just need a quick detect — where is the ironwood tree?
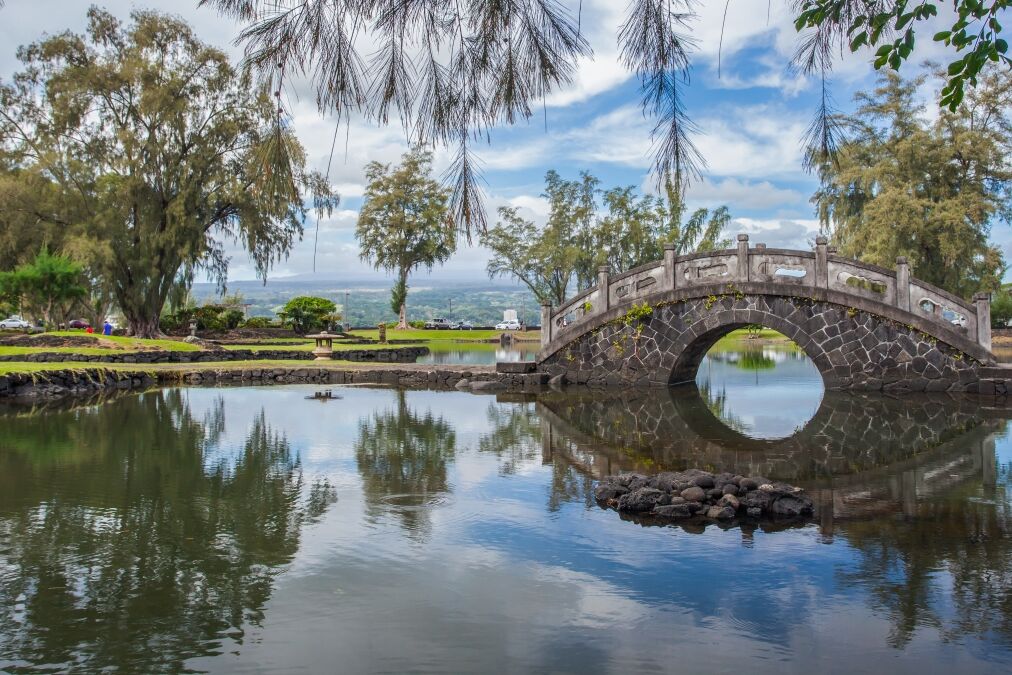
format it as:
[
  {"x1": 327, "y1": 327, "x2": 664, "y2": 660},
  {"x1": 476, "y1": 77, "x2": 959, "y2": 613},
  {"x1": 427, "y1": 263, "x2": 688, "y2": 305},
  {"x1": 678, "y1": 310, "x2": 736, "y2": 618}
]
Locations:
[
  {"x1": 0, "y1": 8, "x2": 335, "y2": 337},
  {"x1": 813, "y1": 67, "x2": 1012, "y2": 297},
  {"x1": 356, "y1": 148, "x2": 455, "y2": 329},
  {"x1": 481, "y1": 170, "x2": 730, "y2": 306}
]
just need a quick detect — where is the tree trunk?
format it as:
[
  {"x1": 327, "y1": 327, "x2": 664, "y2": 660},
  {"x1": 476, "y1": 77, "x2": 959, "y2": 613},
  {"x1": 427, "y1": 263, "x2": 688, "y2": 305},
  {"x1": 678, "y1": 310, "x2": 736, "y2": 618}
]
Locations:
[
  {"x1": 397, "y1": 301, "x2": 408, "y2": 330},
  {"x1": 128, "y1": 315, "x2": 162, "y2": 339},
  {"x1": 116, "y1": 276, "x2": 171, "y2": 339}
]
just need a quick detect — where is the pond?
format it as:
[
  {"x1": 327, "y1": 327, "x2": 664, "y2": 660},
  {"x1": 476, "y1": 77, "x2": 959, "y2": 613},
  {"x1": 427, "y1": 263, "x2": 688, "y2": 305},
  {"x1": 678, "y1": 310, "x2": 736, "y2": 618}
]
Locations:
[
  {"x1": 696, "y1": 335, "x2": 824, "y2": 439},
  {"x1": 414, "y1": 340, "x2": 537, "y2": 365},
  {"x1": 1, "y1": 340, "x2": 1010, "y2": 673}
]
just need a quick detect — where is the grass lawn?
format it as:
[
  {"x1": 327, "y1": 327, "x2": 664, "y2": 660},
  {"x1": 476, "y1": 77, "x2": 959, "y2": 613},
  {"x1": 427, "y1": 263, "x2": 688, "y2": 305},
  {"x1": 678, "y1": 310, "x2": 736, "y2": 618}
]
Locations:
[
  {"x1": 0, "y1": 358, "x2": 492, "y2": 376},
  {"x1": 220, "y1": 341, "x2": 426, "y2": 352},
  {"x1": 221, "y1": 342, "x2": 313, "y2": 352},
  {"x1": 37, "y1": 331, "x2": 200, "y2": 351},
  {"x1": 716, "y1": 328, "x2": 789, "y2": 342},
  {"x1": 348, "y1": 328, "x2": 540, "y2": 342},
  {"x1": 0, "y1": 345, "x2": 138, "y2": 356},
  {"x1": 221, "y1": 337, "x2": 316, "y2": 344},
  {"x1": 708, "y1": 328, "x2": 799, "y2": 355}
]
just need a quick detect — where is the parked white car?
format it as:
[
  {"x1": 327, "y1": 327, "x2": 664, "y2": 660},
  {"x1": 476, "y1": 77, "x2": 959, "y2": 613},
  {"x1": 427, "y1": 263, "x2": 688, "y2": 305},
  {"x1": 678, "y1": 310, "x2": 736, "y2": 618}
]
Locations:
[
  {"x1": 496, "y1": 320, "x2": 522, "y2": 331},
  {"x1": 0, "y1": 316, "x2": 31, "y2": 330}
]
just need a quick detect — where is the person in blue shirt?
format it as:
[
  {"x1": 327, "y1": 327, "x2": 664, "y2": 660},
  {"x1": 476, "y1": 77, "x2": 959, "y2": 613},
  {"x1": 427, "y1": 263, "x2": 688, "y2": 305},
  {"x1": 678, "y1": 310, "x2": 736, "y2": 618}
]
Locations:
[{"x1": 103, "y1": 321, "x2": 112, "y2": 336}]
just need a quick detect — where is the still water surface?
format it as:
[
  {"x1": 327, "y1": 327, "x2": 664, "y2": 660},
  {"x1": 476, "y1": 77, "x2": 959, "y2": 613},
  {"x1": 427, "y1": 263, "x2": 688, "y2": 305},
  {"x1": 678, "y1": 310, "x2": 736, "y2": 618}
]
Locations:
[
  {"x1": 1, "y1": 341, "x2": 1010, "y2": 673},
  {"x1": 415, "y1": 341, "x2": 537, "y2": 365}
]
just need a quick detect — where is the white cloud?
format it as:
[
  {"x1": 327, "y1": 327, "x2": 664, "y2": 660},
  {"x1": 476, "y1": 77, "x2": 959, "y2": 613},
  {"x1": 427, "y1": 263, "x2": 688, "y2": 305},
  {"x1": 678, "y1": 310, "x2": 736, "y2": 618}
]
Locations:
[
  {"x1": 696, "y1": 104, "x2": 810, "y2": 180},
  {"x1": 732, "y1": 217, "x2": 821, "y2": 250},
  {"x1": 522, "y1": 101, "x2": 814, "y2": 182},
  {"x1": 506, "y1": 195, "x2": 551, "y2": 223},
  {"x1": 543, "y1": 0, "x2": 633, "y2": 107},
  {"x1": 687, "y1": 177, "x2": 805, "y2": 211},
  {"x1": 471, "y1": 138, "x2": 553, "y2": 172},
  {"x1": 333, "y1": 182, "x2": 366, "y2": 199}
]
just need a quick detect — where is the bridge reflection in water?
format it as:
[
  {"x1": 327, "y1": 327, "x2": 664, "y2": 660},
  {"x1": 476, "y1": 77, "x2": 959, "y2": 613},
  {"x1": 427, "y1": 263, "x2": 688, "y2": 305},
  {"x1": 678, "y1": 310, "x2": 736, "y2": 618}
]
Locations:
[
  {"x1": 534, "y1": 386, "x2": 1006, "y2": 534},
  {"x1": 1, "y1": 385, "x2": 1009, "y2": 670}
]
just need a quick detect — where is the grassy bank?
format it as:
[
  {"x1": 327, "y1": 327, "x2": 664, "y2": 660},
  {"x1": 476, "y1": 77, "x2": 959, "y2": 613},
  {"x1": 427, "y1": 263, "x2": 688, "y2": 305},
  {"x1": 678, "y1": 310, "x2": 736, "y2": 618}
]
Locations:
[
  {"x1": 711, "y1": 328, "x2": 792, "y2": 347},
  {"x1": 348, "y1": 328, "x2": 539, "y2": 342},
  {"x1": 219, "y1": 341, "x2": 426, "y2": 352},
  {"x1": 0, "y1": 358, "x2": 493, "y2": 376},
  {"x1": 0, "y1": 331, "x2": 202, "y2": 353}
]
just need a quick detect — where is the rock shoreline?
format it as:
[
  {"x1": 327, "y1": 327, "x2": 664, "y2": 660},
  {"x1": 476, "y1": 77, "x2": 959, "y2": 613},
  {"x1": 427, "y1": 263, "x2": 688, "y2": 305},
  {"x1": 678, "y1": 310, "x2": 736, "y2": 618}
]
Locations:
[
  {"x1": 0, "y1": 345, "x2": 428, "y2": 364},
  {"x1": 0, "y1": 365, "x2": 548, "y2": 399},
  {"x1": 595, "y1": 470, "x2": 815, "y2": 522}
]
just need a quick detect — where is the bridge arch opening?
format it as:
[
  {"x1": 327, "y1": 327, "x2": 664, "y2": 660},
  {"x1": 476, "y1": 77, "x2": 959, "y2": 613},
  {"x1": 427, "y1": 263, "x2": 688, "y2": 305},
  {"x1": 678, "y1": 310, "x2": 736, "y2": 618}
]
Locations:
[{"x1": 677, "y1": 322, "x2": 825, "y2": 440}]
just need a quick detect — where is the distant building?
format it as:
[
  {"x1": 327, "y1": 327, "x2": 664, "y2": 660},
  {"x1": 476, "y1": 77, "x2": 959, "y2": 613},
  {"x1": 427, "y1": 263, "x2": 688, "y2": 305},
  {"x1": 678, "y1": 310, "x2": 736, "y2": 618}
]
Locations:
[{"x1": 503, "y1": 309, "x2": 518, "y2": 323}]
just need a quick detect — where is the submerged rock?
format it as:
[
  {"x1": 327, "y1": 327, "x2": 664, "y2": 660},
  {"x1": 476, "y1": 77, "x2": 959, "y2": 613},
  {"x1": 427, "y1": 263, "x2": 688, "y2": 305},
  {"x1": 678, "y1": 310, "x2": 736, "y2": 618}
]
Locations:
[
  {"x1": 593, "y1": 483, "x2": 629, "y2": 502},
  {"x1": 595, "y1": 470, "x2": 814, "y2": 526},
  {"x1": 770, "y1": 493, "x2": 814, "y2": 517},
  {"x1": 654, "y1": 503, "x2": 693, "y2": 519}
]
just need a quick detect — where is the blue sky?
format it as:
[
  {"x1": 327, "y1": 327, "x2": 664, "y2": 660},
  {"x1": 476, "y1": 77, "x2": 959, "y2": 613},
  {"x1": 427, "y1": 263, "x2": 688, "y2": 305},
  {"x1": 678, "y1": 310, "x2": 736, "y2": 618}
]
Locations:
[{"x1": 2, "y1": 1, "x2": 1003, "y2": 285}]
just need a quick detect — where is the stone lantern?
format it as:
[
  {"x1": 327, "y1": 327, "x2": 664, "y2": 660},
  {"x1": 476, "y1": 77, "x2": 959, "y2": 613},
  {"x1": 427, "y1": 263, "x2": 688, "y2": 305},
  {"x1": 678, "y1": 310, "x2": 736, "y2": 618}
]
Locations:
[{"x1": 306, "y1": 330, "x2": 334, "y2": 361}]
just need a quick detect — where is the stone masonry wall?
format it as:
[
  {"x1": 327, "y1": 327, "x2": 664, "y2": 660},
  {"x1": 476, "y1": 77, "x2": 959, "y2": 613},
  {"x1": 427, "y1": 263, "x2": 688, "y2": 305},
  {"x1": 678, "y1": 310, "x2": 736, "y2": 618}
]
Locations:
[
  {"x1": 0, "y1": 365, "x2": 547, "y2": 399},
  {"x1": 0, "y1": 346, "x2": 428, "y2": 364},
  {"x1": 540, "y1": 294, "x2": 983, "y2": 393}
]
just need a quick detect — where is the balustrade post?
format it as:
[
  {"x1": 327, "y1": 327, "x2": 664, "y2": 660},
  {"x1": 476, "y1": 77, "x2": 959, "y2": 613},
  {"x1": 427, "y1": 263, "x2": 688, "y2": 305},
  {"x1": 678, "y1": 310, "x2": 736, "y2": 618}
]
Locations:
[
  {"x1": 895, "y1": 256, "x2": 910, "y2": 312},
  {"x1": 815, "y1": 236, "x2": 829, "y2": 289},
  {"x1": 597, "y1": 265, "x2": 611, "y2": 312},
  {"x1": 663, "y1": 243, "x2": 677, "y2": 291},
  {"x1": 540, "y1": 303, "x2": 552, "y2": 348},
  {"x1": 736, "y1": 234, "x2": 749, "y2": 282},
  {"x1": 974, "y1": 292, "x2": 992, "y2": 351}
]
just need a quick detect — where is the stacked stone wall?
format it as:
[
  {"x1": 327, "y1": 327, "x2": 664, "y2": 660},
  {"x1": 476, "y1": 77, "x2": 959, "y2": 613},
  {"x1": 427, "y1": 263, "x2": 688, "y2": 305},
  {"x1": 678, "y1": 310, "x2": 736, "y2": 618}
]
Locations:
[{"x1": 540, "y1": 294, "x2": 983, "y2": 393}]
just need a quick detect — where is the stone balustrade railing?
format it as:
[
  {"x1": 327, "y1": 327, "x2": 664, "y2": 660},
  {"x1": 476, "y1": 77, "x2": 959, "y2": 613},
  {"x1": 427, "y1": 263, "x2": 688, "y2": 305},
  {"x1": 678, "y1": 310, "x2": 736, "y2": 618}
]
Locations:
[{"x1": 540, "y1": 234, "x2": 992, "y2": 353}]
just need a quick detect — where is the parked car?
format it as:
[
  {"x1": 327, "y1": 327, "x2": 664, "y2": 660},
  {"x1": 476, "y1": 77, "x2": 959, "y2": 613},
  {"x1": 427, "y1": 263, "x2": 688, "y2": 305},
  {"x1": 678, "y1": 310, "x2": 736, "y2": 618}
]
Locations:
[
  {"x1": 0, "y1": 316, "x2": 30, "y2": 330},
  {"x1": 455, "y1": 321, "x2": 473, "y2": 330},
  {"x1": 69, "y1": 318, "x2": 91, "y2": 329},
  {"x1": 496, "y1": 320, "x2": 522, "y2": 331},
  {"x1": 424, "y1": 317, "x2": 454, "y2": 329}
]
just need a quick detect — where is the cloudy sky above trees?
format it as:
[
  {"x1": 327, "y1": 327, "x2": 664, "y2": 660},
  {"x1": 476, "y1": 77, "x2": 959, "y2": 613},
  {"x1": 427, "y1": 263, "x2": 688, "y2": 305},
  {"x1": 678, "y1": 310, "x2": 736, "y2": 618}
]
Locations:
[{"x1": 2, "y1": 1, "x2": 995, "y2": 284}]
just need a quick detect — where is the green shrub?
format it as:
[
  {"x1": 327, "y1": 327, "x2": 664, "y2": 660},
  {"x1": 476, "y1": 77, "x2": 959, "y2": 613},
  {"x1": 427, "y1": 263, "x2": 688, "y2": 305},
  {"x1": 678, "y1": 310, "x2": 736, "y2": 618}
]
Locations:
[
  {"x1": 991, "y1": 291, "x2": 1012, "y2": 328},
  {"x1": 221, "y1": 308, "x2": 244, "y2": 330},
  {"x1": 278, "y1": 296, "x2": 338, "y2": 334},
  {"x1": 159, "y1": 313, "x2": 181, "y2": 332},
  {"x1": 242, "y1": 316, "x2": 272, "y2": 329},
  {"x1": 192, "y1": 305, "x2": 226, "y2": 331}
]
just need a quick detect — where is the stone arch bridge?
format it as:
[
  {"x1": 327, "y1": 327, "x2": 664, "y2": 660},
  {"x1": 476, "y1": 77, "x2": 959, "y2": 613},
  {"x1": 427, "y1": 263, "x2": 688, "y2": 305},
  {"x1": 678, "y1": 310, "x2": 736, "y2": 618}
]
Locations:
[{"x1": 534, "y1": 235, "x2": 1003, "y2": 394}]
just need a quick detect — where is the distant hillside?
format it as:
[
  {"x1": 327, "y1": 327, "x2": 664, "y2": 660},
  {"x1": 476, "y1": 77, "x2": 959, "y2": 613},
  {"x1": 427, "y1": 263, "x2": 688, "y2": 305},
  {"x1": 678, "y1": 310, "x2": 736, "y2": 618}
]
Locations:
[{"x1": 192, "y1": 280, "x2": 541, "y2": 326}]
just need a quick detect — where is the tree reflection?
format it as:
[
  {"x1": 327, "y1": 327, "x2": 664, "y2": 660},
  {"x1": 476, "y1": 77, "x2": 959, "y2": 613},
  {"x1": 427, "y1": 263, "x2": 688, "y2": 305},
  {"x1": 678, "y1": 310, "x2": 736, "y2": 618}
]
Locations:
[
  {"x1": 0, "y1": 391, "x2": 334, "y2": 673},
  {"x1": 697, "y1": 382, "x2": 748, "y2": 434},
  {"x1": 546, "y1": 459, "x2": 596, "y2": 512},
  {"x1": 706, "y1": 346, "x2": 776, "y2": 371},
  {"x1": 837, "y1": 455, "x2": 1012, "y2": 649},
  {"x1": 353, "y1": 390, "x2": 456, "y2": 539},
  {"x1": 476, "y1": 401, "x2": 541, "y2": 475}
]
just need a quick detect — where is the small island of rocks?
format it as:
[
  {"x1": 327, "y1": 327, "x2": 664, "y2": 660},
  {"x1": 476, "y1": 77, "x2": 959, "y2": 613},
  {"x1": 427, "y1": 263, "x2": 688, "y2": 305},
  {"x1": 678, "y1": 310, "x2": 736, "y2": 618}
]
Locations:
[{"x1": 594, "y1": 469, "x2": 815, "y2": 522}]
